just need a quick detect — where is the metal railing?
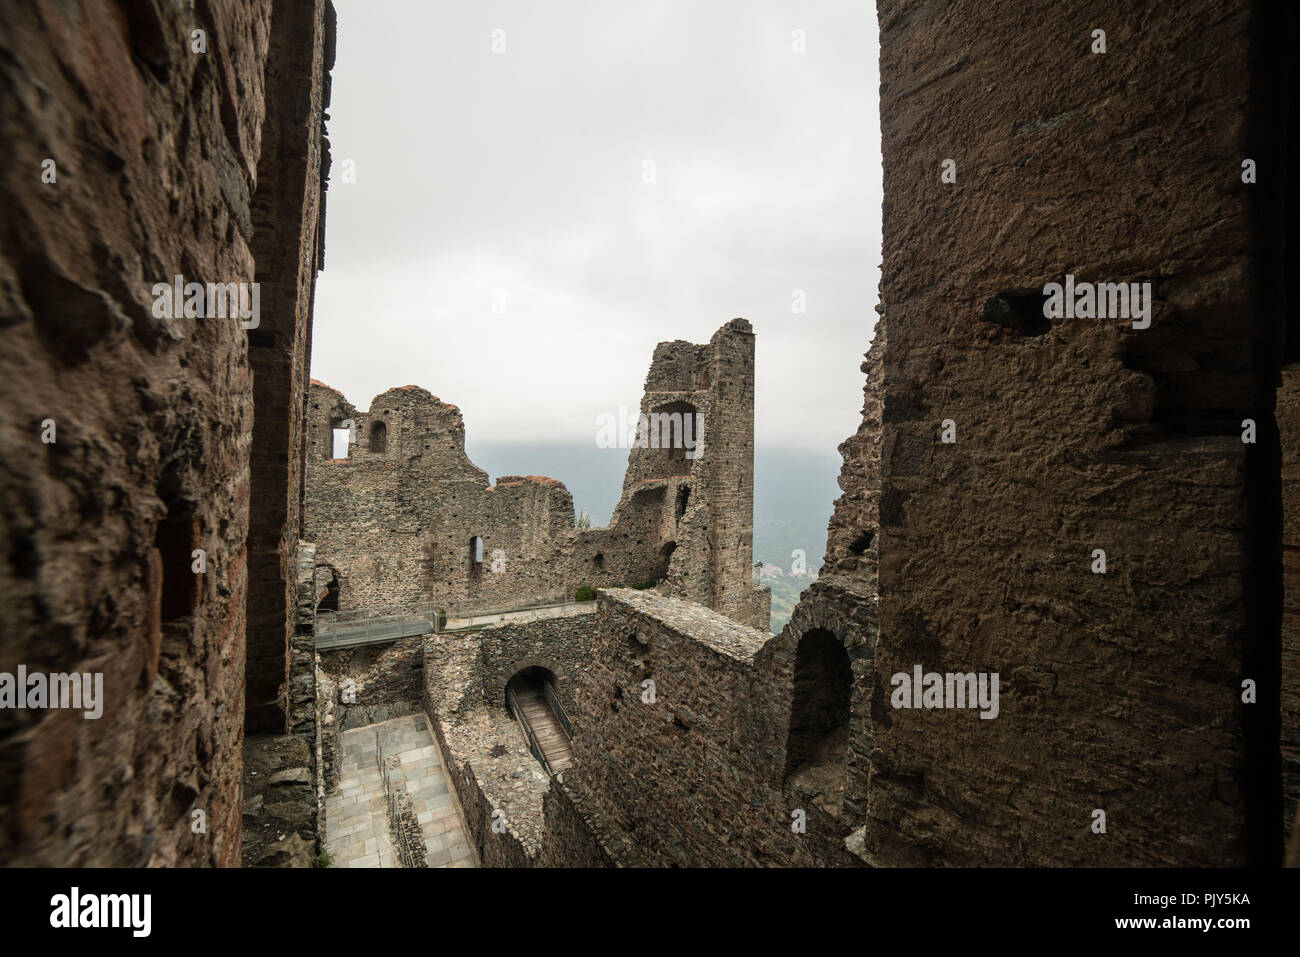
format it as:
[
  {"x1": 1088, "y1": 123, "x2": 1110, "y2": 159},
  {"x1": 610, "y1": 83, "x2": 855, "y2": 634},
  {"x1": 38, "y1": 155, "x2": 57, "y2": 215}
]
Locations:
[
  {"x1": 543, "y1": 680, "x2": 573, "y2": 740},
  {"x1": 315, "y1": 603, "x2": 441, "y2": 648},
  {"x1": 314, "y1": 591, "x2": 594, "y2": 647},
  {"x1": 439, "y1": 589, "x2": 569, "y2": 621},
  {"x1": 506, "y1": 685, "x2": 552, "y2": 776}
]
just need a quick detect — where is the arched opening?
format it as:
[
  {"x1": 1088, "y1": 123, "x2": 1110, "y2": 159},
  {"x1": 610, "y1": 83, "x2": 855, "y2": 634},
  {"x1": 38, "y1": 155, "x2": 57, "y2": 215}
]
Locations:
[
  {"x1": 784, "y1": 629, "x2": 852, "y2": 811},
  {"x1": 315, "y1": 565, "x2": 340, "y2": 612},
  {"x1": 645, "y1": 401, "x2": 699, "y2": 476},
  {"x1": 505, "y1": 666, "x2": 572, "y2": 774},
  {"x1": 370, "y1": 420, "x2": 387, "y2": 453},
  {"x1": 593, "y1": 551, "x2": 605, "y2": 570},
  {"x1": 647, "y1": 540, "x2": 677, "y2": 583}
]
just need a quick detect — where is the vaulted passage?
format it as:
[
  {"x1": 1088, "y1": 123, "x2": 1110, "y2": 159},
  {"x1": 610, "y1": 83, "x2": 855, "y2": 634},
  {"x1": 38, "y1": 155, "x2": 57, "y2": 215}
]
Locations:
[
  {"x1": 784, "y1": 629, "x2": 851, "y2": 809},
  {"x1": 505, "y1": 667, "x2": 572, "y2": 774}
]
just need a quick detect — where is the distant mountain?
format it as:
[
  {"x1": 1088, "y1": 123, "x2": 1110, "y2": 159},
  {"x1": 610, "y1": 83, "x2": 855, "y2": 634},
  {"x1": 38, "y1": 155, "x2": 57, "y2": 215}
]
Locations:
[{"x1": 464, "y1": 440, "x2": 844, "y2": 632}]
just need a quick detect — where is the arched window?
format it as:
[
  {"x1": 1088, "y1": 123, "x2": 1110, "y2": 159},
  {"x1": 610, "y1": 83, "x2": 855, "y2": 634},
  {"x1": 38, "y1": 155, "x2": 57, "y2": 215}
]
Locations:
[{"x1": 370, "y1": 420, "x2": 387, "y2": 453}]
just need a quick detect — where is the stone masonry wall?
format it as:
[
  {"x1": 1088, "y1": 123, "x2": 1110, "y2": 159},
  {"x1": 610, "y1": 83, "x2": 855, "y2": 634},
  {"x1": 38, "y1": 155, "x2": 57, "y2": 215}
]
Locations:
[
  {"x1": 563, "y1": 591, "x2": 857, "y2": 866},
  {"x1": 0, "y1": 0, "x2": 331, "y2": 866},
  {"x1": 819, "y1": 0, "x2": 1281, "y2": 866},
  {"x1": 245, "y1": 0, "x2": 334, "y2": 734}
]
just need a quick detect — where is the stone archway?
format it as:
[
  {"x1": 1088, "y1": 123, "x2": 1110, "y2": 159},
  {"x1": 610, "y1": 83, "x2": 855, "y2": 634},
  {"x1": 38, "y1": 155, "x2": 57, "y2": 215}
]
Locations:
[{"x1": 783, "y1": 628, "x2": 852, "y2": 797}]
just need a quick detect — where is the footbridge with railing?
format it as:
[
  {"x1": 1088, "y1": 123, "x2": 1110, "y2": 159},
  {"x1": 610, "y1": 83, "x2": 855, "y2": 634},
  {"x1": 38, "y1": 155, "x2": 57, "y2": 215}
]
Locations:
[{"x1": 314, "y1": 594, "x2": 596, "y2": 650}]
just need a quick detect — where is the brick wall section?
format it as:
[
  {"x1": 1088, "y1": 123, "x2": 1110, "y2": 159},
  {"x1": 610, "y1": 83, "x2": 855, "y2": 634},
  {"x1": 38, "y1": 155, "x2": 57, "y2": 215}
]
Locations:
[
  {"x1": 304, "y1": 320, "x2": 769, "y2": 629},
  {"x1": 846, "y1": 0, "x2": 1271, "y2": 866},
  {"x1": 245, "y1": 0, "x2": 334, "y2": 733}
]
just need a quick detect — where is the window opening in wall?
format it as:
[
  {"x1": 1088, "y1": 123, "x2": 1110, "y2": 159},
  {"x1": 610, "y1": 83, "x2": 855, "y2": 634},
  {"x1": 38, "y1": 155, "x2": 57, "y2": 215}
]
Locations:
[
  {"x1": 332, "y1": 428, "x2": 350, "y2": 458},
  {"x1": 155, "y1": 514, "x2": 201, "y2": 622},
  {"x1": 783, "y1": 628, "x2": 852, "y2": 814},
  {"x1": 370, "y1": 420, "x2": 387, "y2": 453}
]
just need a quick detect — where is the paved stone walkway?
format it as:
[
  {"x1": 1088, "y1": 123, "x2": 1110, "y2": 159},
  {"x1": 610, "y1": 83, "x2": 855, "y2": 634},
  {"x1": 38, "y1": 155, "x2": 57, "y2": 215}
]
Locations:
[{"x1": 324, "y1": 714, "x2": 475, "y2": 868}]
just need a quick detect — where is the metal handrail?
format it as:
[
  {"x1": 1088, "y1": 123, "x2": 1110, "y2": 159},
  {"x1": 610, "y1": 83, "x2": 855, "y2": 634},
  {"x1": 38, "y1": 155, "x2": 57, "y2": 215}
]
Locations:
[
  {"x1": 543, "y1": 680, "x2": 573, "y2": 740},
  {"x1": 506, "y1": 685, "x2": 552, "y2": 776}
]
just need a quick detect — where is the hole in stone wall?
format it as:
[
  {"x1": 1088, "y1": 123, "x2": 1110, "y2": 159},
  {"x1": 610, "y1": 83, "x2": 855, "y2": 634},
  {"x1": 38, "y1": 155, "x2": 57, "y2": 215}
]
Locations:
[
  {"x1": 849, "y1": 530, "x2": 874, "y2": 555},
  {"x1": 676, "y1": 485, "x2": 690, "y2": 521},
  {"x1": 370, "y1": 420, "x2": 387, "y2": 453},
  {"x1": 647, "y1": 540, "x2": 677, "y2": 582},
  {"x1": 155, "y1": 514, "x2": 201, "y2": 622},
  {"x1": 981, "y1": 291, "x2": 1051, "y2": 337},
  {"x1": 315, "y1": 565, "x2": 340, "y2": 612},
  {"x1": 469, "y1": 536, "x2": 483, "y2": 579},
  {"x1": 593, "y1": 552, "x2": 605, "y2": 570},
  {"x1": 645, "y1": 401, "x2": 699, "y2": 476},
  {"x1": 331, "y1": 428, "x2": 350, "y2": 458},
  {"x1": 783, "y1": 629, "x2": 851, "y2": 792}
]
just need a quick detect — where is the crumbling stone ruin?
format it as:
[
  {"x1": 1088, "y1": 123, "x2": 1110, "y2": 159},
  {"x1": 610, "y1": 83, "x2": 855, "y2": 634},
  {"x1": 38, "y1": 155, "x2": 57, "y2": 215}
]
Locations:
[
  {"x1": 303, "y1": 319, "x2": 770, "y2": 631},
  {"x1": 2, "y1": 0, "x2": 1299, "y2": 874}
]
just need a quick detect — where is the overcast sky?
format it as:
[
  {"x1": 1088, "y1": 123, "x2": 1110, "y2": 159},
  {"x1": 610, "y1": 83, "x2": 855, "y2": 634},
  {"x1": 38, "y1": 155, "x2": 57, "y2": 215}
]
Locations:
[{"x1": 312, "y1": 0, "x2": 880, "y2": 455}]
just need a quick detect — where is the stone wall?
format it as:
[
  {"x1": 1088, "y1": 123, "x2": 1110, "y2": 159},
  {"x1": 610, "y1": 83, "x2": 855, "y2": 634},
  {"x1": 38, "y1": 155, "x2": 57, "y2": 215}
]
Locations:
[
  {"x1": 785, "y1": 0, "x2": 1291, "y2": 867},
  {"x1": 244, "y1": 0, "x2": 334, "y2": 734},
  {"x1": 0, "y1": 0, "x2": 332, "y2": 866},
  {"x1": 303, "y1": 320, "x2": 769, "y2": 630},
  {"x1": 318, "y1": 635, "x2": 426, "y2": 787},
  {"x1": 563, "y1": 591, "x2": 857, "y2": 867}
]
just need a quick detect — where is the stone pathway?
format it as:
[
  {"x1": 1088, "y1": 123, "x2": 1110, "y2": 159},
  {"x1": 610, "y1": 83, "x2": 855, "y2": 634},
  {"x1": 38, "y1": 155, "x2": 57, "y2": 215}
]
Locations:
[{"x1": 324, "y1": 714, "x2": 475, "y2": 868}]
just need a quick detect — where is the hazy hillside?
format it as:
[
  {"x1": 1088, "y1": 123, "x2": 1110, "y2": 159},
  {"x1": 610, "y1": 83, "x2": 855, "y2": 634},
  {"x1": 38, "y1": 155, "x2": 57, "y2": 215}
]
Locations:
[{"x1": 466, "y1": 440, "x2": 843, "y2": 633}]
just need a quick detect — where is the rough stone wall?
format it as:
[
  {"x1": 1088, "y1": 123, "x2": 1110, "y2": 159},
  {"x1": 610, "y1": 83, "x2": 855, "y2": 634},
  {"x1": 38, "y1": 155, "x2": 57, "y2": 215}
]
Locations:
[
  {"x1": 0, "y1": 0, "x2": 331, "y2": 866},
  {"x1": 477, "y1": 613, "x2": 599, "y2": 713},
  {"x1": 303, "y1": 320, "x2": 769, "y2": 629},
  {"x1": 563, "y1": 591, "x2": 856, "y2": 866},
  {"x1": 290, "y1": 541, "x2": 320, "y2": 742},
  {"x1": 804, "y1": 0, "x2": 1282, "y2": 867},
  {"x1": 320, "y1": 637, "x2": 426, "y2": 727},
  {"x1": 241, "y1": 733, "x2": 316, "y2": 868}
]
